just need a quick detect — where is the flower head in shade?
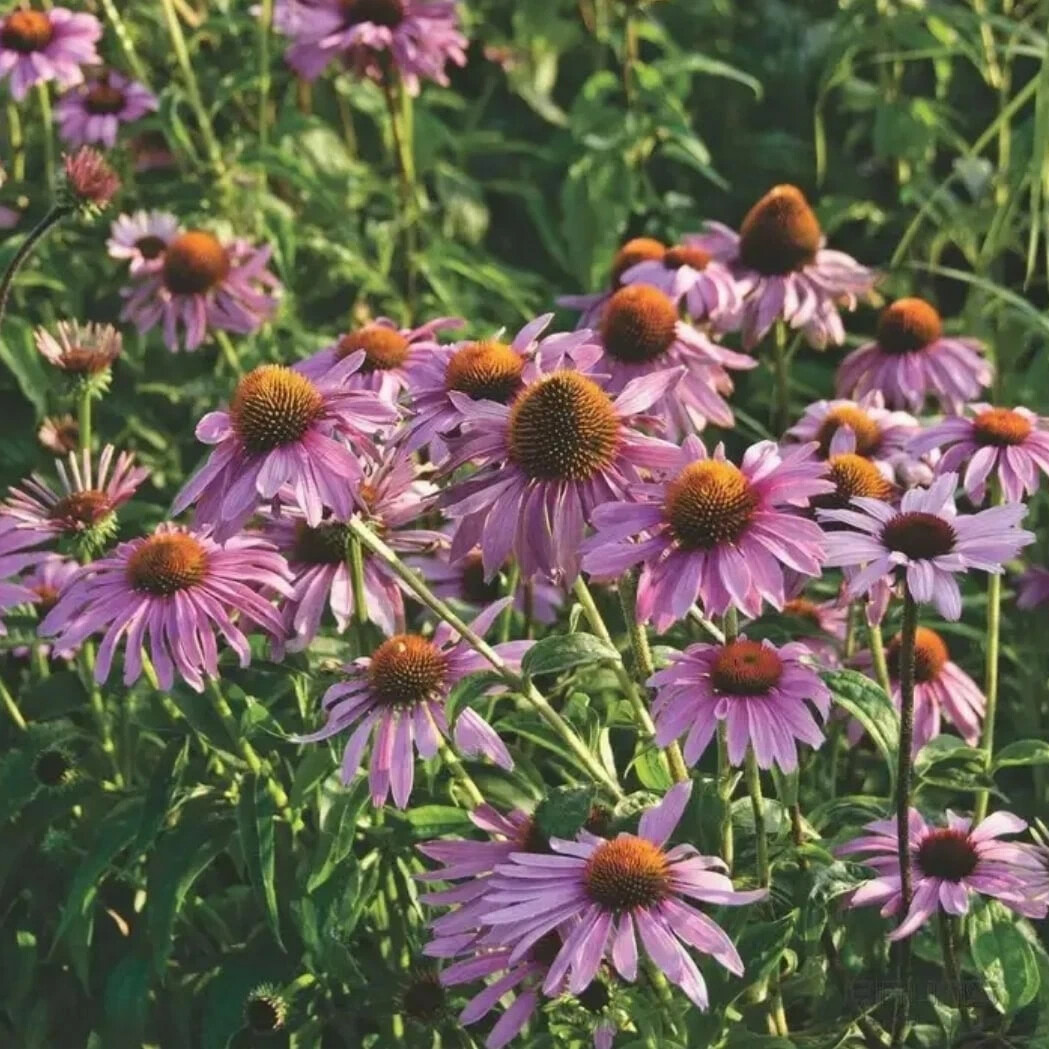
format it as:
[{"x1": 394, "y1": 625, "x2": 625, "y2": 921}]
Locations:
[
  {"x1": 558, "y1": 236, "x2": 668, "y2": 329},
  {"x1": 35, "y1": 320, "x2": 121, "y2": 379},
  {"x1": 60, "y1": 147, "x2": 120, "y2": 212},
  {"x1": 129, "y1": 130, "x2": 175, "y2": 172},
  {"x1": 1018, "y1": 565, "x2": 1049, "y2": 610},
  {"x1": 263, "y1": 448, "x2": 441, "y2": 649},
  {"x1": 694, "y1": 184, "x2": 876, "y2": 349},
  {"x1": 909, "y1": 404, "x2": 1049, "y2": 505},
  {"x1": 17, "y1": 555, "x2": 78, "y2": 658},
  {"x1": 293, "y1": 601, "x2": 526, "y2": 808},
  {"x1": 779, "y1": 590, "x2": 848, "y2": 666},
  {"x1": 835, "y1": 298, "x2": 991, "y2": 412},
  {"x1": 619, "y1": 240, "x2": 742, "y2": 330},
  {"x1": 37, "y1": 415, "x2": 79, "y2": 457},
  {"x1": 120, "y1": 228, "x2": 280, "y2": 351},
  {"x1": 400, "y1": 313, "x2": 591, "y2": 457},
  {"x1": 819, "y1": 472, "x2": 1034, "y2": 620},
  {"x1": 39, "y1": 524, "x2": 293, "y2": 691},
  {"x1": 837, "y1": 810, "x2": 1047, "y2": 940},
  {"x1": 2, "y1": 445, "x2": 147, "y2": 553},
  {"x1": 851, "y1": 626, "x2": 984, "y2": 753},
  {"x1": 581, "y1": 436, "x2": 831, "y2": 627},
  {"x1": 173, "y1": 357, "x2": 398, "y2": 541},
  {"x1": 0, "y1": 521, "x2": 52, "y2": 636},
  {"x1": 0, "y1": 7, "x2": 101, "y2": 100},
  {"x1": 55, "y1": 70, "x2": 156, "y2": 148},
  {"x1": 273, "y1": 0, "x2": 467, "y2": 93},
  {"x1": 107, "y1": 210, "x2": 179, "y2": 274},
  {"x1": 479, "y1": 782, "x2": 765, "y2": 1009},
  {"x1": 296, "y1": 315, "x2": 461, "y2": 401},
  {"x1": 441, "y1": 361, "x2": 681, "y2": 582},
  {"x1": 588, "y1": 284, "x2": 757, "y2": 435},
  {"x1": 787, "y1": 392, "x2": 918, "y2": 465},
  {"x1": 649, "y1": 638, "x2": 830, "y2": 772}
]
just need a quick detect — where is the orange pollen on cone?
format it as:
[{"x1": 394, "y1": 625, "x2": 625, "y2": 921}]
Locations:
[
  {"x1": 876, "y1": 298, "x2": 943, "y2": 355},
  {"x1": 710, "y1": 639, "x2": 784, "y2": 694},
  {"x1": 126, "y1": 533, "x2": 208, "y2": 595},
  {"x1": 583, "y1": 835, "x2": 670, "y2": 911}
]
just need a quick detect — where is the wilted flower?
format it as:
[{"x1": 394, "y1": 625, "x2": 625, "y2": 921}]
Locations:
[
  {"x1": 37, "y1": 415, "x2": 80, "y2": 456},
  {"x1": 35, "y1": 320, "x2": 121, "y2": 380},
  {"x1": 55, "y1": 70, "x2": 156, "y2": 148},
  {"x1": 0, "y1": 6, "x2": 101, "y2": 101}
]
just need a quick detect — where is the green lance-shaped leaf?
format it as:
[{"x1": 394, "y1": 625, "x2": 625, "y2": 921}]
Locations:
[
  {"x1": 821, "y1": 669, "x2": 899, "y2": 785},
  {"x1": 236, "y1": 772, "x2": 284, "y2": 950},
  {"x1": 521, "y1": 631, "x2": 618, "y2": 678}
]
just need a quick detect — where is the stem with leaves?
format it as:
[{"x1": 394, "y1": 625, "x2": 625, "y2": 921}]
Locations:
[{"x1": 0, "y1": 204, "x2": 72, "y2": 331}]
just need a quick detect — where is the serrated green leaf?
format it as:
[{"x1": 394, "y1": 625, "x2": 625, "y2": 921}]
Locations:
[
  {"x1": 822, "y1": 669, "x2": 899, "y2": 785},
  {"x1": 130, "y1": 737, "x2": 189, "y2": 857},
  {"x1": 521, "y1": 632, "x2": 618, "y2": 678}
]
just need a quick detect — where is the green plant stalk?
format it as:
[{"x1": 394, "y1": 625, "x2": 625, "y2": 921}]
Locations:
[
  {"x1": 98, "y1": 0, "x2": 153, "y2": 90},
  {"x1": 78, "y1": 386, "x2": 92, "y2": 455},
  {"x1": 214, "y1": 329, "x2": 243, "y2": 377},
  {"x1": 6, "y1": 101, "x2": 24, "y2": 181},
  {"x1": 866, "y1": 619, "x2": 893, "y2": 700},
  {"x1": 939, "y1": 912, "x2": 967, "y2": 1023},
  {"x1": 82, "y1": 642, "x2": 122, "y2": 785},
  {"x1": 347, "y1": 517, "x2": 623, "y2": 796},
  {"x1": 717, "y1": 608, "x2": 739, "y2": 869},
  {"x1": 348, "y1": 534, "x2": 369, "y2": 626},
  {"x1": 381, "y1": 70, "x2": 418, "y2": 312},
  {"x1": 745, "y1": 747, "x2": 770, "y2": 888},
  {"x1": 974, "y1": 493, "x2": 1004, "y2": 823},
  {"x1": 257, "y1": 0, "x2": 274, "y2": 150},
  {"x1": 0, "y1": 204, "x2": 72, "y2": 331},
  {"x1": 37, "y1": 84, "x2": 54, "y2": 190},
  {"x1": 616, "y1": 569, "x2": 689, "y2": 782},
  {"x1": 771, "y1": 321, "x2": 791, "y2": 436},
  {"x1": 498, "y1": 562, "x2": 520, "y2": 644},
  {"x1": 0, "y1": 676, "x2": 26, "y2": 731},
  {"x1": 438, "y1": 738, "x2": 485, "y2": 808},
  {"x1": 891, "y1": 589, "x2": 918, "y2": 1048}
]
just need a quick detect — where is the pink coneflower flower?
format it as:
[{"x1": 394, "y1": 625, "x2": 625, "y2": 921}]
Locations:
[
  {"x1": 35, "y1": 320, "x2": 121, "y2": 376},
  {"x1": 129, "y1": 130, "x2": 176, "y2": 172},
  {"x1": 400, "y1": 313, "x2": 592, "y2": 457},
  {"x1": 55, "y1": 70, "x2": 156, "y2": 148},
  {"x1": 17, "y1": 555, "x2": 78, "y2": 658},
  {"x1": 851, "y1": 626, "x2": 984, "y2": 752},
  {"x1": 909, "y1": 404, "x2": 1049, "y2": 504},
  {"x1": 787, "y1": 392, "x2": 918, "y2": 465},
  {"x1": 0, "y1": 7, "x2": 101, "y2": 101},
  {"x1": 120, "y1": 228, "x2": 280, "y2": 351},
  {"x1": 442, "y1": 362, "x2": 681, "y2": 581},
  {"x1": 296, "y1": 315, "x2": 461, "y2": 400},
  {"x1": 835, "y1": 298, "x2": 991, "y2": 412},
  {"x1": 619, "y1": 239, "x2": 741, "y2": 328},
  {"x1": 837, "y1": 809, "x2": 1047, "y2": 940},
  {"x1": 780, "y1": 590, "x2": 848, "y2": 666},
  {"x1": 694, "y1": 184, "x2": 876, "y2": 349},
  {"x1": 37, "y1": 415, "x2": 79, "y2": 456},
  {"x1": 819, "y1": 472, "x2": 1034, "y2": 620},
  {"x1": 479, "y1": 782, "x2": 765, "y2": 1008},
  {"x1": 1018, "y1": 565, "x2": 1049, "y2": 610},
  {"x1": 61, "y1": 146, "x2": 119, "y2": 210},
  {"x1": 558, "y1": 237, "x2": 668, "y2": 329},
  {"x1": 293, "y1": 601, "x2": 524, "y2": 807},
  {"x1": 39, "y1": 524, "x2": 293, "y2": 691},
  {"x1": 2, "y1": 446, "x2": 147, "y2": 546},
  {"x1": 107, "y1": 210, "x2": 179, "y2": 274},
  {"x1": 581, "y1": 436, "x2": 831, "y2": 627},
  {"x1": 587, "y1": 284, "x2": 757, "y2": 435},
  {"x1": 263, "y1": 448, "x2": 441, "y2": 648},
  {"x1": 273, "y1": 0, "x2": 467, "y2": 94},
  {"x1": 649, "y1": 638, "x2": 830, "y2": 772},
  {"x1": 173, "y1": 357, "x2": 398, "y2": 541},
  {"x1": 0, "y1": 521, "x2": 52, "y2": 636}
]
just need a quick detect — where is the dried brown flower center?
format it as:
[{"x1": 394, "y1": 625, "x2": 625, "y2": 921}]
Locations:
[
  {"x1": 783, "y1": 597, "x2": 822, "y2": 626},
  {"x1": 881, "y1": 511, "x2": 956, "y2": 560},
  {"x1": 337, "y1": 326, "x2": 411, "y2": 372},
  {"x1": 663, "y1": 245, "x2": 711, "y2": 271},
  {"x1": 162, "y1": 231, "x2": 231, "y2": 296},
  {"x1": 888, "y1": 626, "x2": 949, "y2": 684},
  {"x1": 135, "y1": 235, "x2": 168, "y2": 260},
  {"x1": 577, "y1": 979, "x2": 611, "y2": 1013},
  {"x1": 609, "y1": 237, "x2": 666, "y2": 287},
  {"x1": 584, "y1": 836, "x2": 669, "y2": 911},
  {"x1": 665, "y1": 460, "x2": 757, "y2": 549},
  {"x1": 738, "y1": 184, "x2": 822, "y2": 276},
  {"x1": 711, "y1": 639, "x2": 784, "y2": 694},
  {"x1": 230, "y1": 365, "x2": 324, "y2": 454},
  {"x1": 972, "y1": 408, "x2": 1032, "y2": 447},
  {"x1": 401, "y1": 974, "x2": 445, "y2": 1021},
  {"x1": 508, "y1": 372, "x2": 620, "y2": 482},
  {"x1": 816, "y1": 405, "x2": 881, "y2": 457},
  {"x1": 341, "y1": 0, "x2": 405, "y2": 27},
  {"x1": 1, "y1": 11, "x2": 53, "y2": 53},
  {"x1": 916, "y1": 829, "x2": 978, "y2": 882},
  {"x1": 126, "y1": 533, "x2": 208, "y2": 595},
  {"x1": 876, "y1": 298, "x2": 943, "y2": 355},
  {"x1": 445, "y1": 340, "x2": 524, "y2": 403},
  {"x1": 292, "y1": 521, "x2": 349, "y2": 564},
  {"x1": 815, "y1": 453, "x2": 894, "y2": 509},
  {"x1": 244, "y1": 995, "x2": 285, "y2": 1035},
  {"x1": 85, "y1": 80, "x2": 126, "y2": 116},
  {"x1": 34, "y1": 748, "x2": 72, "y2": 786},
  {"x1": 48, "y1": 489, "x2": 112, "y2": 530},
  {"x1": 600, "y1": 285, "x2": 679, "y2": 364},
  {"x1": 32, "y1": 584, "x2": 60, "y2": 613},
  {"x1": 368, "y1": 634, "x2": 448, "y2": 707}
]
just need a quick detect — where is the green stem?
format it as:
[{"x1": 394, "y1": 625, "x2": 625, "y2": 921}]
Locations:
[
  {"x1": 37, "y1": 84, "x2": 54, "y2": 190},
  {"x1": 82, "y1": 641, "x2": 122, "y2": 785},
  {"x1": 622, "y1": 12, "x2": 639, "y2": 106},
  {"x1": 771, "y1": 320, "x2": 791, "y2": 436},
  {"x1": 438, "y1": 738, "x2": 485, "y2": 808},
  {"x1": 688, "y1": 605, "x2": 725, "y2": 643},
  {"x1": 348, "y1": 534, "x2": 369, "y2": 626},
  {"x1": 745, "y1": 747, "x2": 769, "y2": 887},
  {"x1": 347, "y1": 517, "x2": 622, "y2": 796},
  {"x1": 257, "y1": 0, "x2": 274, "y2": 151},
  {"x1": 380, "y1": 70, "x2": 417, "y2": 312},
  {"x1": 939, "y1": 912, "x2": 967, "y2": 1023},
  {"x1": 78, "y1": 387, "x2": 92, "y2": 455},
  {"x1": 98, "y1": 0, "x2": 153, "y2": 90},
  {"x1": 974, "y1": 491, "x2": 1004, "y2": 823},
  {"x1": 718, "y1": 609, "x2": 739, "y2": 870},
  {"x1": 6, "y1": 101, "x2": 24, "y2": 181},
  {"x1": 214, "y1": 329, "x2": 243, "y2": 377},
  {"x1": 498, "y1": 563, "x2": 520, "y2": 644},
  {"x1": 891, "y1": 589, "x2": 918, "y2": 1049},
  {"x1": 866, "y1": 620, "x2": 893, "y2": 701},
  {"x1": 0, "y1": 204, "x2": 71, "y2": 331},
  {"x1": 0, "y1": 676, "x2": 27, "y2": 731}
]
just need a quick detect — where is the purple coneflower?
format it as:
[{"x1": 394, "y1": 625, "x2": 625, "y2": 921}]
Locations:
[
  {"x1": 39, "y1": 524, "x2": 292, "y2": 691},
  {"x1": 293, "y1": 601, "x2": 525, "y2": 808},
  {"x1": 173, "y1": 357, "x2": 398, "y2": 541},
  {"x1": 819, "y1": 472, "x2": 1034, "y2": 620},
  {"x1": 264, "y1": 448, "x2": 441, "y2": 649},
  {"x1": 837, "y1": 809, "x2": 1047, "y2": 939},
  {"x1": 107, "y1": 210, "x2": 179, "y2": 274},
  {"x1": 587, "y1": 283, "x2": 757, "y2": 435},
  {"x1": 55, "y1": 70, "x2": 156, "y2": 148},
  {"x1": 479, "y1": 782, "x2": 765, "y2": 1008},
  {"x1": 120, "y1": 228, "x2": 280, "y2": 351},
  {"x1": 909, "y1": 403, "x2": 1049, "y2": 504},
  {"x1": 2, "y1": 446, "x2": 146, "y2": 547},
  {"x1": 296, "y1": 315, "x2": 460, "y2": 401},
  {"x1": 780, "y1": 590, "x2": 848, "y2": 666},
  {"x1": 0, "y1": 521, "x2": 51, "y2": 635},
  {"x1": 35, "y1": 320, "x2": 121, "y2": 376},
  {"x1": 787, "y1": 392, "x2": 918, "y2": 465},
  {"x1": 1018, "y1": 565, "x2": 1049, "y2": 610},
  {"x1": 649, "y1": 638, "x2": 830, "y2": 772},
  {"x1": 694, "y1": 184, "x2": 876, "y2": 349},
  {"x1": 441, "y1": 362, "x2": 681, "y2": 581},
  {"x1": 558, "y1": 237, "x2": 667, "y2": 329},
  {"x1": 0, "y1": 7, "x2": 100, "y2": 101},
  {"x1": 37, "y1": 415, "x2": 79, "y2": 456},
  {"x1": 61, "y1": 146, "x2": 120, "y2": 210},
  {"x1": 835, "y1": 298, "x2": 991, "y2": 412},
  {"x1": 273, "y1": 0, "x2": 467, "y2": 93},
  {"x1": 17, "y1": 555, "x2": 78, "y2": 658},
  {"x1": 581, "y1": 435, "x2": 831, "y2": 626}
]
